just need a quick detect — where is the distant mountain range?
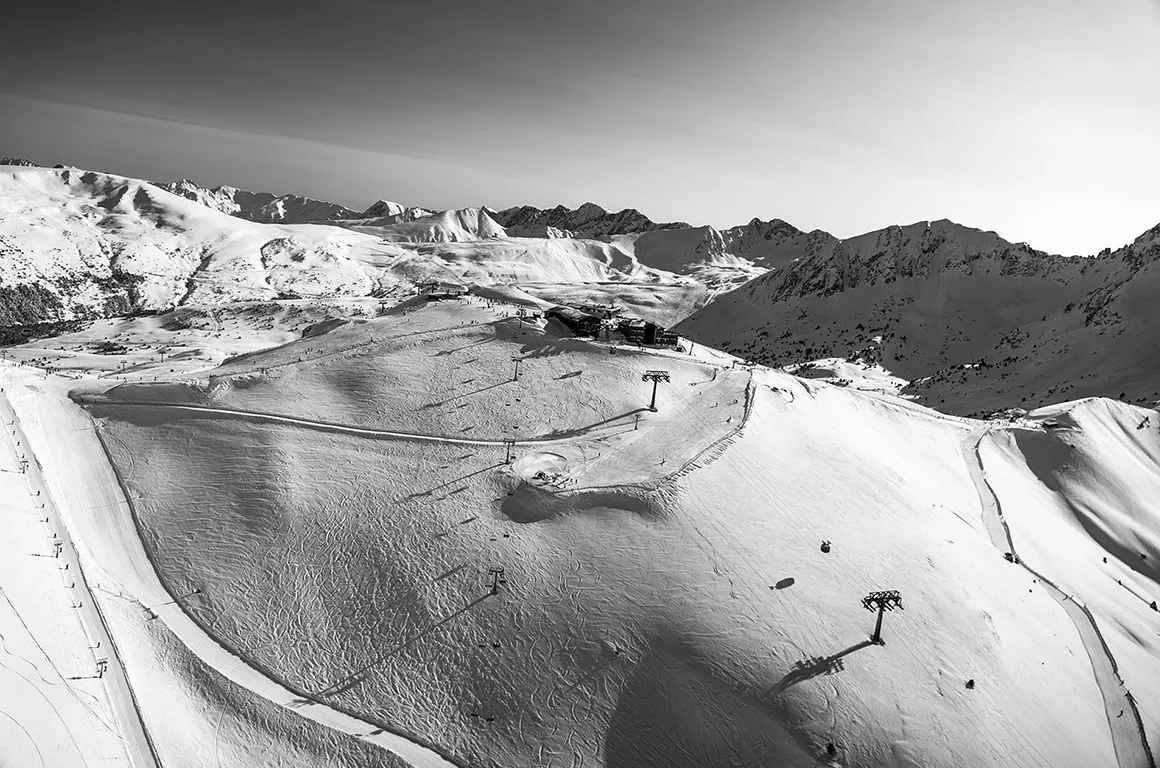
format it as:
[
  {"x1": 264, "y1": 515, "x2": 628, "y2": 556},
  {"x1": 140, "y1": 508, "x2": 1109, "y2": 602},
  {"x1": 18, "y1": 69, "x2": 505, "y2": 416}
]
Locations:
[
  {"x1": 144, "y1": 176, "x2": 830, "y2": 284},
  {"x1": 492, "y1": 202, "x2": 689, "y2": 239},
  {"x1": 2, "y1": 158, "x2": 1158, "y2": 413},
  {"x1": 159, "y1": 179, "x2": 362, "y2": 224}
]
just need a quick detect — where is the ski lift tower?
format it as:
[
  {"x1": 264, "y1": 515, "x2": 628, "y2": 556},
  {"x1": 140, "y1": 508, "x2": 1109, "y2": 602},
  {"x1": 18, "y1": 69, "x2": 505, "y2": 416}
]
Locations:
[
  {"x1": 862, "y1": 590, "x2": 903, "y2": 645},
  {"x1": 642, "y1": 370, "x2": 671, "y2": 412}
]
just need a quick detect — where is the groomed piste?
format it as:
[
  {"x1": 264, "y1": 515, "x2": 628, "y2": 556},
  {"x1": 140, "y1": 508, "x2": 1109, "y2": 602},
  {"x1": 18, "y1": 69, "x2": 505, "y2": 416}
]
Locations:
[{"x1": 3, "y1": 289, "x2": 1156, "y2": 768}]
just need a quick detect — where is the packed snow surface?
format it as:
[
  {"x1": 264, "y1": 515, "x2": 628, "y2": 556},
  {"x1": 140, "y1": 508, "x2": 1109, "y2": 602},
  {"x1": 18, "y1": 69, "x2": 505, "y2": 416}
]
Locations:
[{"x1": 1, "y1": 295, "x2": 1151, "y2": 767}]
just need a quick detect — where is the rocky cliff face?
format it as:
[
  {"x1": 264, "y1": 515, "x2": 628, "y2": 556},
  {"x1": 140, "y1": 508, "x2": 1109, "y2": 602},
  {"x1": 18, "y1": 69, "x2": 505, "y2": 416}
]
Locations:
[{"x1": 493, "y1": 202, "x2": 689, "y2": 239}]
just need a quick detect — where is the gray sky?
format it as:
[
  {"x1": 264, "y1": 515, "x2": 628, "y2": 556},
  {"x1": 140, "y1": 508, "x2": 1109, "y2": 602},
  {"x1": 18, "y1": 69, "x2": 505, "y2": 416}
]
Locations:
[{"x1": 3, "y1": 0, "x2": 1158, "y2": 254}]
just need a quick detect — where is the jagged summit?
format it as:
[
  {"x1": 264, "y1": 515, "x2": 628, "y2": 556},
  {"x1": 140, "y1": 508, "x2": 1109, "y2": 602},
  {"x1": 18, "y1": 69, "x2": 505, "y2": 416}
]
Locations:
[
  {"x1": 343, "y1": 206, "x2": 508, "y2": 243},
  {"x1": 360, "y1": 199, "x2": 408, "y2": 218},
  {"x1": 160, "y1": 178, "x2": 358, "y2": 224},
  {"x1": 738, "y1": 218, "x2": 1059, "y2": 303},
  {"x1": 493, "y1": 202, "x2": 690, "y2": 239},
  {"x1": 350, "y1": 200, "x2": 435, "y2": 226},
  {"x1": 1130, "y1": 221, "x2": 1160, "y2": 250}
]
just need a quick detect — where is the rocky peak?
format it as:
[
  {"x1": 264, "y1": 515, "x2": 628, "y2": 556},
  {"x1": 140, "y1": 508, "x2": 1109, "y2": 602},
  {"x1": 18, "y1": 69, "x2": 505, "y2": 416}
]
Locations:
[
  {"x1": 361, "y1": 199, "x2": 407, "y2": 218},
  {"x1": 737, "y1": 219, "x2": 1084, "y2": 303},
  {"x1": 492, "y1": 202, "x2": 689, "y2": 239}
]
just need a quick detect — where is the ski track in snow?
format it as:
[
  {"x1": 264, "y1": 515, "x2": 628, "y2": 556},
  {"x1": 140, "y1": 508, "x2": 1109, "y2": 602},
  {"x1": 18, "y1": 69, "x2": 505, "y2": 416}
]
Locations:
[
  {"x1": 80, "y1": 398, "x2": 615, "y2": 447},
  {"x1": 0, "y1": 392, "x2": 160, "y2": 768},
  {"x1": 81, "y1": 372, "x2": 755, "y2": 455},
  {"x1": 7, "y1": 379, "x2": 462, "y2": 768},
  {"x1": 61, "y1": 370, "x2": 758, "y2": 765},
  {"x1": 967, "y1": 428, "x2": 1156, "y2": 768},
  {"x1": 15, "y1": 337, "x2": 1146, "y2": 766}
]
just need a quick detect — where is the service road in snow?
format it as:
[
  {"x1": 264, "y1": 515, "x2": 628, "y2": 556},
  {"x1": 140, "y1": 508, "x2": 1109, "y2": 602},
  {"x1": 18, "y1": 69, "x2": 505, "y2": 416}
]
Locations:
[{"x1": 968, "y1": 430, "x2": 1155, "y2": 768}]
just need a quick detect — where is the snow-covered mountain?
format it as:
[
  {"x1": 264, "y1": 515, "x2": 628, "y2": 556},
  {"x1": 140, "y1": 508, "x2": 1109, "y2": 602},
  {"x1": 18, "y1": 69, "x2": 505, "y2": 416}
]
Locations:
[
  {"x1": 142, "y1": 178, "x2": 830, "y2": 289},
  {"x1": 160, "y1": 178, "x2": 360, "y2": 224},
  {"x1": 358, "y1": 198, "x2": 435, "y2": 220},
  {"x1": 0, "y1": 167, "x2": 695, "y2": 327},
  {"x1": 719, "y1": 217, "x2": 837, "y2": 270},
  {"x1": 338, "y1": 206, "x2": 508, "y2": 243},
  {"x1": 359, "y1": 199, "x2": 407, "y2": 218},
  {"x1": 677, "y1": 219, "x2": 1160, "y2": 414},
  {"x1": 493, "y1": 201, "x2": 689, "y2": 239},
  {"x1": 7, "y1": 162, "x2": 1160, "y2": 416},
  {"x1": 615, "y1": 218, "x2": 839, "y2": 292},
  {"x1": 0, "y1": 168, "x2": 393, "y2": 323}
]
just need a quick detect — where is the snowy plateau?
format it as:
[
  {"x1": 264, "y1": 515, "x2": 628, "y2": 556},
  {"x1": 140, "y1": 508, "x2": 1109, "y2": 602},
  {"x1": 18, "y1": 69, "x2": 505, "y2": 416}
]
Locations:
[{"x1": 0, "y1": 160, "x2": 1158, "y2": 768}]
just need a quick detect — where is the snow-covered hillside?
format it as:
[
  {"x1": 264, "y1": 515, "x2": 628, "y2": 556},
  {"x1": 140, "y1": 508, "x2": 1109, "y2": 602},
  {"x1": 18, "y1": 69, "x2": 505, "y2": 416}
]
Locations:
[
  {"x1": 614, "y1": 218, "x2": 836, "y2": 293},
  {"x1": 0, "y1": 167, "x2": 388, "y2": 322},
  {"x1": 678, "y1": 219, "x2": 1160, "y2": 415},
  {"x1": 0, "y1": 167, "x2": 707, "y2": 327},
  {"x1": 338, "y1": 207, "x2": 508, "y2": 243},
  {"x1": 3, "y1": 293, "x2": 1155, "y2": 767},
  {"x1": 360, "y1": 199, "x2": 434, "y2": 220}
]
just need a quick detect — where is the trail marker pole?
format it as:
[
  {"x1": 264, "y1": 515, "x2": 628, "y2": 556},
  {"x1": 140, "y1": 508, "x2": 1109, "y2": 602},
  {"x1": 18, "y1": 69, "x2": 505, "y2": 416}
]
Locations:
[
  {"x1": 517, "y1": 308, "x2": 526, "y2": 328},
  {"x1": 503, "y1": 439, "x2": 515, "y2": 464},
  {"x1": 642, "y1": 370, "x2": 671, "y2": 412},
  {"x1": 862, "y1": 590, "x2": 903, "y2": 645},
  {"x1": 512, "y1": 357, "x2": 522, "y2": 381}
]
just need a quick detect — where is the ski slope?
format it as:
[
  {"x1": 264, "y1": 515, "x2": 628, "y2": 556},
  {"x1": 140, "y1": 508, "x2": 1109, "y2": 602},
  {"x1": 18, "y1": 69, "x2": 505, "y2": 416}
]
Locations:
[
  {"x1": 3, "y1": 365, "x2": 459, "y2": 768},
  {"x1": 27, "y1": 297, "x2": 1150, "y2": 767},
  {"x1": 1, "y1": 269, "x2": 1157, "y2": 767}
]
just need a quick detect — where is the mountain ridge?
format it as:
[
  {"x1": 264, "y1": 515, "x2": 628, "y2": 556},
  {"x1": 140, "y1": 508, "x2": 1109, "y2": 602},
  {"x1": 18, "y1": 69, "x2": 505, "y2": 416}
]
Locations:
[
  {"x1": 677, "y1": 217, "x2": 1160, "y2": 414},
  {"x1": 160, "y1": 179, "x2": 360, "y2": 224}
]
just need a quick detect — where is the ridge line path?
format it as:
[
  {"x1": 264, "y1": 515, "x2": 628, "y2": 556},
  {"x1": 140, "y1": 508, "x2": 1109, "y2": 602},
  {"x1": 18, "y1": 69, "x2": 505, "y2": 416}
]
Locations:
[
  {"x1": 967, "y1": 428, "x2": 1155, "y2": 768},
  {"x1": 0, "y1": 391, "x2": 160, "y2": 768},
  {"x1": 8, "y1": 378, "x2": 460, "y2": 768}
]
